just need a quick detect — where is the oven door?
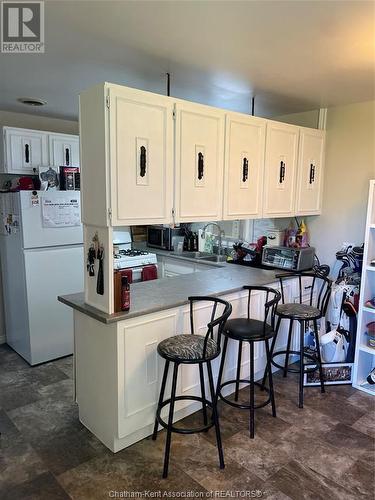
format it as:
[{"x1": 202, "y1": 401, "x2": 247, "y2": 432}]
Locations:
[{"x1": 147, "y1": 227, "x2": 164, "y2": 249}]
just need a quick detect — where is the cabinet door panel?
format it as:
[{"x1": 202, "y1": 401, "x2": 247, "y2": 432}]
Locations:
[
  {"x1": 296, "y1": 129, "x2": 325, "y2": 215},
  {"x1": 224, "y1": 114, "x2": 266, "y2": 219},
  {"x1": 4, "y1": 128, "x2": 48, "y2": 174},
  {"x1": 263, "y1": 123, "x2": 299, "y2": 217},
  {"x1": 118, "y1": 311, "x2": 179, "y2": 437},
  {"x1": 110, "y1": 88, "x2": 173, "y2": 225},
  {"x1": 175, "y1": 103, "x2": 224, "y2": 222},
  {"x1": 49, "y1": 134, "x2": 80, "y2": 168}
]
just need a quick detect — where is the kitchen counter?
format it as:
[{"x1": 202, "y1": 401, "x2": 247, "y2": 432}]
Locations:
[{"x1": 58, "y1": 259, "x2": 278, "y2": 324}]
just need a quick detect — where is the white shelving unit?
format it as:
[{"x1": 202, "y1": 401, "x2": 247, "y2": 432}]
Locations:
[{"x1": 353, "y1": 180, "x2": 375, "y2": 395}]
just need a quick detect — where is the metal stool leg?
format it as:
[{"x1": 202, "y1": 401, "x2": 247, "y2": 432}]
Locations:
[
  {"x1": 199, "y1": 363, "x2": 208, "y2": 427},
  {"x1": 163, "y1": 362, "x2": 178, "y2": 478},
  {"x1": 215, "y1": 335, "x2": 228, "y2": 405},
  {"x1": 265, "y1": 339, "x2": 276, "y2": 417},
  {"x1": 313, "y1": 319, "x2": 325, "y2": 394},
  {"x1": 299, "y1": 321, "x2": 305, "y2": 409},
  {"x1": 249, "y1": 341, "x2": 255, "y2": 438},
  {"x1": 152, "y1": 360, "x2": 170, "y2": 440},
  {"x1": 261, "y1": 315, "x2": 281, "y2": 389},
  {"x1": 234, "y1": 340, "x2": 243, "y2": 401},
  {"x1": 283, "y1": 319, "x2": 294, "y2": 377},
  {"x1": 207, "y1": 360, "x2": 225, "y2": 469}
]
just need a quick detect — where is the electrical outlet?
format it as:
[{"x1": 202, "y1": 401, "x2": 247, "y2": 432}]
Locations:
[{"x1": 232, "y1": 220, "x2": 240, "y2": 239}]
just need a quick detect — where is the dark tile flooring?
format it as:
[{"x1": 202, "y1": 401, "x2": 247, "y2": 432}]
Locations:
[{"x1": 0, "y1": 344, "x2": 374, "y2": 499}]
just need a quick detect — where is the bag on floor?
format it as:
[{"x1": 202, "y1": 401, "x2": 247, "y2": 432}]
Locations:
[{"x1": 320, "y1": 329, "x2": 347, "y2": 363}]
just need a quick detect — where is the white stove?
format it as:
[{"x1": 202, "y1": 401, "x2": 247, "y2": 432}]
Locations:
[{"x1": 113, "y1": 248, "x2": 158, "y2": 270}]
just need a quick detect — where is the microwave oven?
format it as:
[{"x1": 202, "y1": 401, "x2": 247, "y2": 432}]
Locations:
[
  {"x1": 262, "y1": 245, "x2": 315, "y2": 271},
  {"x1": 146, "y1": 226, "x2": 182, "y2": 251}
]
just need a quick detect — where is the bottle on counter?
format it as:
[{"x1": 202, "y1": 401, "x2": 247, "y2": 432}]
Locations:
[{"x1": 121, "y1": 276, "x2": 130, "y2": 311}]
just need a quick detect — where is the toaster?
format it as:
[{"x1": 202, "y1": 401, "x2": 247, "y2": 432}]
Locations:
[{"x1": 262, "y1": 245, "x2": 315, "y2": 271}]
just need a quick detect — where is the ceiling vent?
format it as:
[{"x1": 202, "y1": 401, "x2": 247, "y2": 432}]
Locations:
[{"x1": 17, "y1": 97, "x2": 47, "y2": 107}]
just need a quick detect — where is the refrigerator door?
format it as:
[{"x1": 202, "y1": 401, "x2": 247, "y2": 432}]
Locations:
[
  {"x1": 24, "y1": 244, "x2": 84, "y2": 364},
  {"x1": 20, "y1": 191, "x2": 83, "y2": 249}
]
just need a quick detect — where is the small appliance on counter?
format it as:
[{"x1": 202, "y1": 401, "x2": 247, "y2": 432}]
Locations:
[
  {"x1": 262, "y1": 245, "x2": 315, "y2": 271},
  {"x1": 146, "y1": 225, "x2": 183, "y2": 251}
]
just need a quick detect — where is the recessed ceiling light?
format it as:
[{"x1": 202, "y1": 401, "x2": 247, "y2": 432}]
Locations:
[{"x1": 17, "y1": 97, "x2": 47, "y2": 107}]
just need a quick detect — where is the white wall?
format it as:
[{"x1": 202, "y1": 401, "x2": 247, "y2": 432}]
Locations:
[
  {"x1": 309, "y1": 100, "x2": 375, "y2": 272},
  {"x1": 0, "y1": 110, "x2": 78, "y2": 134},
  {"x1": 272, "y1": 109, "x2": 320, "y2": 129},
  {"x1": 0, "y1": 110, "x2": 78, "y2": 344}
]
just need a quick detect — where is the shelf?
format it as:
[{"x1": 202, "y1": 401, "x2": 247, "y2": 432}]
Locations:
[
  {"x1": 359, "y1": 344, "x2": 375, "y2": 355},
  {"x1": 354, "y1": 381, "x2": 375, "y2": 395},
  {"x1": 363, "y1": 306, "x2": 375, "y2": 314},
  {"x1": 369, "y1": 224, "x2": 375, "y2": 229},
  {"x1": 366, "y1": 265, "x2": 375, "y2": 272}
]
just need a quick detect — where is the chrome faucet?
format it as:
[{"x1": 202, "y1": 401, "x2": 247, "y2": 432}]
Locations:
[{"x1": 202, "y1": 222, "x2": 225, "y2": 256}]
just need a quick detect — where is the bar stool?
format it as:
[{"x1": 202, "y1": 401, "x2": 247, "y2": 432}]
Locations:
[
  {"x1": 261, "y1": 272, "x2": 332, "y2": 409},
  {"x1": 152, "y1": 296, "x2": 232, "y2": 478},
  {"x1": 216, "y1": 286, "x2": 281, "y2": 439}
]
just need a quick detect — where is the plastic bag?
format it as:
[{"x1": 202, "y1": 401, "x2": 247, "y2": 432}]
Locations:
[{"x1": 320, "y1": 329, "x2": 347, "y2": 363}]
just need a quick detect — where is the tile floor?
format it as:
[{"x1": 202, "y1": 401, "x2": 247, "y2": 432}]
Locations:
[{"x1": 0, "y1": 344, "x2": 374, "y2": 499}]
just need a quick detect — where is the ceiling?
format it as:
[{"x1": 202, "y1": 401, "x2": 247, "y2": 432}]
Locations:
[{"x1": 0, "y1": 0, "x2": 374, "y2": 121}]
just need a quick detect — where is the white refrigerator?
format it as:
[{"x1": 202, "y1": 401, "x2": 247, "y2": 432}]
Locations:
[{"x1": 0, "y1": 190, "x2": 84, "y2": 365}]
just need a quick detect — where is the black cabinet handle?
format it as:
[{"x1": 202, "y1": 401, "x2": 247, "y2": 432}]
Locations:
[
  {"x1": 279, "y1": 161, "x2": 286, "y2": 183},
  {"x1": 198, "y1": 152, "x2": 204, "y2": 180},
  {"x1": 309, "y1": 163, "x2": 315, "y2": 184},
  {"x1": 140, "y1": 146, "x2": 147, "y2": 177},
  {"x1": 25, "y1": 144, "x2": 30, "y2": 164},
  {"x1": 65, "y1": 147, "x2": 70, "y2": 166},
  {"x1": 242, "y1": 157, "x2": 249, "y2": 183}
]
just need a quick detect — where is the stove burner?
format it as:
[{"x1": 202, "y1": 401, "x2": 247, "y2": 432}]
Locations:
[{"x1": 117, "y1": 249, "x2": 149, "y2": 257}]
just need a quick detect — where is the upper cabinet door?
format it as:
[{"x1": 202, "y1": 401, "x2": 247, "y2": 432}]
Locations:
[
  {"x1": 295, "y1": 128, "x2": 325, "y2": 216},
  {"x1": 3, "y1": 127, "x2": 48, "y2": 175},
  {"x1": 48, "y1": 134, "x2": 80, "y2": 168},
  {"x1": 223, "y1": 114, "x2": 266, "y2": 220},
  {"x1": 109, "y1": 86, "x2": 174, "y2": 226},
  {"x1": 263, "y1": 122, "x2": 299, "y2": 218},
  {"x1": 175, "y1": 101, "x2": 225, "y2": 222}
]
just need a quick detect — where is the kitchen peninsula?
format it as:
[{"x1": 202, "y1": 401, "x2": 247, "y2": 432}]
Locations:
[
  {"x1": 59, "y1": 259, "x2": 297, "y2": 452},
  {"x1": 59, "y1": 82, "x2": 325, "y2": 452}
]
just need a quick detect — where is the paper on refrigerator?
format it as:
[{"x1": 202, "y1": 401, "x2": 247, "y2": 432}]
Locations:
[{"x1": 41, "y1": 193, "x2": 81, "y2": 228}]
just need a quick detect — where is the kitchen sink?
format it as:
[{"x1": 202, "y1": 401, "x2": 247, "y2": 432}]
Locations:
[
  {"x1": 199, "y1": 255, "x2": 227, "y2": 263},
  {"x1": 180, "y1": 251, "x2": 214, "y2": 259}
]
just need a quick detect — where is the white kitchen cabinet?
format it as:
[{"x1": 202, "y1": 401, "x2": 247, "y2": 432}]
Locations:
[
  {"x1": 263, "y1": 121, "x2": 299, "y2": 218},
  {"x1": 223, "y1": 113, "x2": 266, "y2": 220},
  {"x1": 175, "y1": 100, "x2": 225, "y2": 222},
  {"x1": 108, "y1": 85, "x2": 174, "y2": 226},
  {"x1": 48, "y1": 133, "x2": 80, "y2": 168},
  {"x1": 1, "y1": 127, "x2": 48, "y2": 174},
  {"x1": 295, "y1": 128, "x2": 325, "y2": 215}
]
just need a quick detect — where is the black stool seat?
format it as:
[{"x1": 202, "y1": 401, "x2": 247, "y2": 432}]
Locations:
[
  {"x1": 277, "y1": 303, "x2": 320, "y2": 320},
  {"x1": 158, "y1": 334, "x2": 217, "y2": 362},
  {"x1": 225, "y1": 318, "x2": 274, "y2": 340}
]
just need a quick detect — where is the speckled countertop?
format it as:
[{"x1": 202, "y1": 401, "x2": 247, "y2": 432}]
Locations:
[{"x1": 58, "y1": 250, "x2": 279, "y2": 324}]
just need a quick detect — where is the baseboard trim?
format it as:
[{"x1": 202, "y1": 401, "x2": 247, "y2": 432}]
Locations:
[{"x1": 0, "y1": 334, "x2": 6, "y2": 345}]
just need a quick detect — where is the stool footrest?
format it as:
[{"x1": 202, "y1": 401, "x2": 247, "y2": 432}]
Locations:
[
  {"x1": 218, "y1": 379, "x2": 271, "y2": 410},
  {"x1": 156, "y1": 395, "x2": 215, "y2": 434},
  {"x1": 271, "y1": 349, "x2": 318, "y2": 373}
]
